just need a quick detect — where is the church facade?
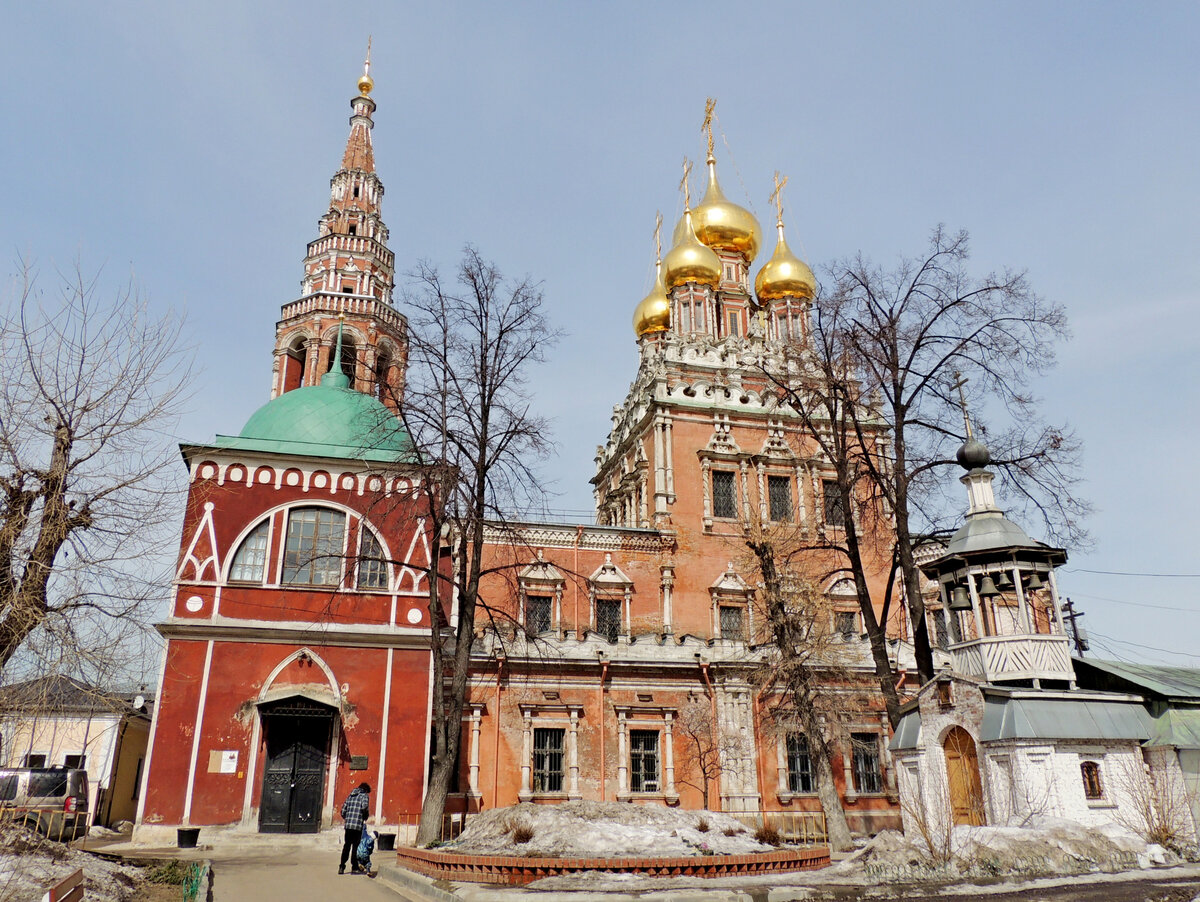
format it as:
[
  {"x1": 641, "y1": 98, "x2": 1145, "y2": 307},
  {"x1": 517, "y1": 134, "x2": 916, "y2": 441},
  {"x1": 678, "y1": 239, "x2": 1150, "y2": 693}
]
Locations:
[{"x1": 137, "y1": 64, "x2": 917, "y2": 840}]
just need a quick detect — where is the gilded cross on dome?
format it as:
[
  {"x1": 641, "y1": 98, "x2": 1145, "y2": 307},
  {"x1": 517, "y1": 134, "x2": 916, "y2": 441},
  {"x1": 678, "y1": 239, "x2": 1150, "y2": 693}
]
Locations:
[
  {"x1": 701, "y1": 98, "x2": 717, "y2": 161},
  {"x1": 952, "y1": 370, "x2": 975, "y2": 439},
  {"x1": 679, "y1": 158, "x2": 693, "y2": 209},
  {"x1": 769, "y1": 171, "x2": 789, "y2": 226},
  {"x1": 653, "y1": 211, "x2": 663, "y2": 262},
  {"x1": 357, "y1": 37, "x2": 374, "y2": 96}
]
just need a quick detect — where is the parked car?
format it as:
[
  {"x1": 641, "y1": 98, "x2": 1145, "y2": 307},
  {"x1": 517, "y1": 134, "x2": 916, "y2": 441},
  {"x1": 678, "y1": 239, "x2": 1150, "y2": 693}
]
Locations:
[{"x1": 0, "y1": 767, "x2": 90, "y2": 841}]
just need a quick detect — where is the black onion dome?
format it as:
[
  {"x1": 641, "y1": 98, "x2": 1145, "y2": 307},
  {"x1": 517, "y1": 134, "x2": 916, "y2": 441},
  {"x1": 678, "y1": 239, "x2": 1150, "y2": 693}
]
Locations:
[{"x1": 957, "y1": 438, "x2": 991, "y2": 470}]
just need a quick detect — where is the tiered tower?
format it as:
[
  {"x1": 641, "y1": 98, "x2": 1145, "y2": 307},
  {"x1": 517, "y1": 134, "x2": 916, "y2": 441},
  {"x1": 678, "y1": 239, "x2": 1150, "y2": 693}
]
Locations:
[{"x1": 271, "y1": 45, "x2": 407, "y2": 410}]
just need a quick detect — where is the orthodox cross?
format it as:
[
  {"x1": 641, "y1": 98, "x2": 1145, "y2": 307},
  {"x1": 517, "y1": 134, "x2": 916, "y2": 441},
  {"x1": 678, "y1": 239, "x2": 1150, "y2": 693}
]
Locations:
[
  {"x1": 702, "y1": 98, "x2": 717, "y2": 160},
  {"x1": 952, "y1": 370, "x2": 975, "y2": 439},
  {"x1": 769, "y1": 171, "x2": 788, "y2": 225},
  {"x1": 679, "y1": 158, "x2": 693, "y2": 209},
  {"x1": 364, "y1": 36, "x2": 372, "y2": 77},
  {"x1": 653, "y1": 211, "x2": 663, "y2": 262}
]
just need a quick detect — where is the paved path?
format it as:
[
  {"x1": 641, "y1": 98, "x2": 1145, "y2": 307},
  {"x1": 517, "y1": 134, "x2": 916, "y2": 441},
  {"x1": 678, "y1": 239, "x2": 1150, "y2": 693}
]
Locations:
[{"x1": 211, "y1": 845, "x2": 408, "y2": 902}]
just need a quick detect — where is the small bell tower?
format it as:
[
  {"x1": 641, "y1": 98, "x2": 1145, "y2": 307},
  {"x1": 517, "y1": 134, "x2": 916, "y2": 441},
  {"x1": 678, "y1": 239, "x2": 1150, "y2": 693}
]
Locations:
[{"x1": 272, "y1": 41, "x2": 407, "y2": 411}]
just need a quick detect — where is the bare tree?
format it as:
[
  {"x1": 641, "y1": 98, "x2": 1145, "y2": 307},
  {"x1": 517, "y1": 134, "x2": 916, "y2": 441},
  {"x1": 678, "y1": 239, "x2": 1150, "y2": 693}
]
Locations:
[
  {"x1": 0, "y1": 261, "x2": 189, "y2": 675},
  {"x1": 674, "y1": 694, "x2": 730, "y2": 810},
  {"x1": 398, "y1": 247, "x2": 558, "y2": 846},
  {"x1": 745, "y1": 523, "x2": 856, "y2": 852},
  {"x1": 771, "y1": 226, "x2": 1083, "y2": 684}
]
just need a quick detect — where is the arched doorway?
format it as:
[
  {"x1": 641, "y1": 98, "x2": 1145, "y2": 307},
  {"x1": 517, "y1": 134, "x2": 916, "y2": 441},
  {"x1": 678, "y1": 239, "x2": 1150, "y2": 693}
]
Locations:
[
  {"x1": 943, "y1": 726, "x2": 986, "y2": 826},
  {"x1": 258, "y1": 697, "x2": 335, "y2": 833}
]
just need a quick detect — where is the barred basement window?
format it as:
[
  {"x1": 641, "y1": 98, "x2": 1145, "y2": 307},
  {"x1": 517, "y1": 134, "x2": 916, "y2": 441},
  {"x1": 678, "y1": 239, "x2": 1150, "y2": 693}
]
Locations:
[
  {"x1": 596, "y1": 598, "x2": 621, "y2": 642},
  {"x1": 229, "y1": 520, "x2": 270, "y2": 583},
  {"x1": 357, "y1": 529, "x2": 389, "y2": 589},
  {"x1": 630, "y1": 730, "x2": 659, "y2": 792},
  {"x1": 532, "y1": 728, "x2": 565, "y2": 793},
  {"x1": 768, "y1": 474, "x2": 792, "y2": 521},
  {"x1": 526, "y1": 595, "x2": 552, "y2": 634},
  {"x1": 786, "y1": 734, "x2": 814, "y2": 793},
  {"x1": 712, "y1": 470, "x2": 737, "y2": 519},
  {"x1": 282, "y1": 507, "x2": 346, "y2": 586},
  {"x1": 822, "y1": 479, "x2": 846, "y2": 527},
  {"x1": 1081, "y1": 760, "x2": 1104, "y2": 800},
  {"x1": 851, "y1": 733, "x2": 882, "y2": 794},
  {"x1": 720, "y1": 605, "x2": 746, "y2": 641}
]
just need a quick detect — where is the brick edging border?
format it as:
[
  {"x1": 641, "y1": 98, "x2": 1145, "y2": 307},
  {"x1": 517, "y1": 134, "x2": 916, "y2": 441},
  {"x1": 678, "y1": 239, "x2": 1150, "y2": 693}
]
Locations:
[{"x1": 396, "y1": 845, "x2": 830, "y2": 885}]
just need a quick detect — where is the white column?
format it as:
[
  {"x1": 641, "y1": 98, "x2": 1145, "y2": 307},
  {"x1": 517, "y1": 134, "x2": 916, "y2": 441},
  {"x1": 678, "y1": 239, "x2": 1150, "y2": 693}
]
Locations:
[
  {"x1": 568, "y1": 709, "x2": 581, "y2": 798},
  {"x1": 661, "y1": 567, "x2": 674, "y2": 634},
  {"x1": 617, "y1": 712, "x2": 629, "y2": 794},
  {"x1": 468, "y1": 706, "x2": 483, "y2": 796},
  {"x1": 757, "y1": 463, "x2": 767, "y2": 520},
  {"x1": 1046, "y1": 570, "x2": 1068, "y2": 634},
  {"x1": 519, "y1": 711, "x2": 533, "y2": 798},
  {"x1": 664, "y1": 712, "x2": 677, "y2": 797},
  {"x1": 967, "y1": 571, "x2": 987, "y2": 641},
  {"x1": 1013, "y1": 565, "x2": 1031, "y2": 633},
  {"x1": 664, "y1": 418, "x2": 675, "y2": 498}
]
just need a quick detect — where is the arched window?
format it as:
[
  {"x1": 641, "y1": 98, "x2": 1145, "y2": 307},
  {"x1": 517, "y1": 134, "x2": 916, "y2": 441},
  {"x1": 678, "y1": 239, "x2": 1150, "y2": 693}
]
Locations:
[
  {"x1": 229, "y1": 520, "x2": 270, "y2": 583},
  {"x1": 282, "y1": 507, "x2": 346, "y2": 586},
  {"x1": 357, "y1": 528, "x2": 389, "y2": 590},
  {"x1": 1081, "y1": 760, "x2": 1104, "y2": 800},
  {"x1": 374, "y1": 353, "x2": 392, "y2": 402}
]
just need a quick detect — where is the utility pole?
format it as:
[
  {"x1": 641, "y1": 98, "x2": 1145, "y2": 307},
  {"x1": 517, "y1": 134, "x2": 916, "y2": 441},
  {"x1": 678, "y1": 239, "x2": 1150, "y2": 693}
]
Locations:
[{"x1": 1061, "y1": 598, "x2": 1090, "y2": 656}]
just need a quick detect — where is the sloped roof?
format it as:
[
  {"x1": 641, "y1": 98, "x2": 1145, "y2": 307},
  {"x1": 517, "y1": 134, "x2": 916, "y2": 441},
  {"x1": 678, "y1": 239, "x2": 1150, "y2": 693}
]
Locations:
[
  {"x1": 1074, "y1": 658, "x2": 1200, "y2": 701},
  {"x1": 0, "y1": 676, "x2": 152, "y2": 716},
  {"x1": 980, "y1": 695, "x2": 1151, "y2": 742}
]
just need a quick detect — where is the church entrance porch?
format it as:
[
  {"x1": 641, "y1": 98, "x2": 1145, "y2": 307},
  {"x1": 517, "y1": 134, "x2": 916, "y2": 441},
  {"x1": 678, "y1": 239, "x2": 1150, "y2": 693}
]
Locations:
[{"x1": 257, "y1": 697, "x2": 335, "y2": 834}]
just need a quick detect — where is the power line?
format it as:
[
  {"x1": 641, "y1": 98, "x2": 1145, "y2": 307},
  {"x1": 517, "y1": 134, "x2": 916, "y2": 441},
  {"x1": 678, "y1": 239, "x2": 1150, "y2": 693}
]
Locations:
[
  {"x1": 1087, "y1": 629, "x2": 1200, "y2": 663},
  {"x1": 1064, "y1": 568, "x2": 1200, "y2": 578},
  {"x1": 1071, "y1": 591, "x2": 1200, "y2": 613}
]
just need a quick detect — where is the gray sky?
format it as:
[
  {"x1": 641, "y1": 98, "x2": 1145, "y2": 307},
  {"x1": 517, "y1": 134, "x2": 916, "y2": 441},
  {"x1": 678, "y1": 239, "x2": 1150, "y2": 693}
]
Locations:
[{"x1": 4, "y1": 1, "x2": 1198, "y2": 664}]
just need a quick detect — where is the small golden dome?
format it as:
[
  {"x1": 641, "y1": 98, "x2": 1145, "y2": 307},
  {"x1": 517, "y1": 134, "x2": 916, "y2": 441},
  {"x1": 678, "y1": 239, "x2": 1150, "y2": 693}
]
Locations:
[
  {"x1": 357, "y1": 72, "x2": 375, "y2": 96},
  {"x1": 755, "y1": 221, "x2": 815, "y2": 301},
  {"x1": 675, "y1": 158, "x2": 761, "y2": 262},
  {"x1": 663, "y1": 210, "x2": 722, "y2": 290},
  {"x1": 633, "y1": 264, "x2": 671, "y2": 337}
]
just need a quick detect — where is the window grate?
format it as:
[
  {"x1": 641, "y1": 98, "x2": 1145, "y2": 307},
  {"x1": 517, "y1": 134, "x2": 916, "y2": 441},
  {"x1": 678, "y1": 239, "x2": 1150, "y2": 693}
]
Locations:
[
  {"x1": 532, "y1": 728, "x2": 564, "y2": 793},
  {"x1": 851, "y1": 733, "x2": 882, "y2": 794},
  {"x1": 720, "y1": 605, "x2": 745, "y2": 641},
  {"x1": 822, "y1": 480, "x2": 846, "y2": 527},
  {"x1": 526, "y1": 596, "x2": 552, "y2": 634},
  {"x1": 786, "y1": 734, "x2": 814, "y2": 794},
  {"x1": 768, "y1": 474, "x2": 792, "y2": 522},
  {"x1": 630, "y1": 730, "x2": 659, "y2": 792},
  {"x1": 712, "y1": 471, "x2": 737, "y2": 519},
  {"x1": 596, "y1": 599, "x2": 621, "y2": 642}
]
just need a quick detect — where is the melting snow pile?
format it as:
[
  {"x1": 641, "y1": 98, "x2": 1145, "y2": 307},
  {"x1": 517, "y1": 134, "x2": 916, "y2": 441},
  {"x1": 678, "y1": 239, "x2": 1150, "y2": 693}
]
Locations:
[
  {"x1": 441, "y1": 801, "x2": 776, "y2": 858},
  {"x1": 831, "y1": 816, "x2": 1181, "y2": 882},
  {"x1": 0, "y1": 823, "x2": 143, "y2": 902}
]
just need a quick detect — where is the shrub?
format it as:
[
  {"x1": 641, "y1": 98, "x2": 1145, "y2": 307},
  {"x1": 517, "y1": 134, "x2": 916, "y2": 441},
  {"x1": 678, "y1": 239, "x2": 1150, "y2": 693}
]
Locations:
[
  {"x1": 512, "y1": 825, "x2": 535, "y2": 844},
  {"x1": 696, "y1": 818, "x2": 710, "y2": 833},
  {"x1": 146, "y1": 861, "x2": 189, "y2": 885},
  {"x1": 723, "y1": 827, "x2": 743, "y2": 837},
  {"x1": 754, "y1": 825, "x2": 782, "y2": 846}
]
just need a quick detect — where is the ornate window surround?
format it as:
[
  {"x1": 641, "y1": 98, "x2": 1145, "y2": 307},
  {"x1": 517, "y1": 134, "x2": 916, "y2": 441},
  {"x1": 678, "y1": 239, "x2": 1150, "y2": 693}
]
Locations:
[
  {"x1": 517, "y1": 703, "x2": 584, "y2": 801},
  {"x1": 517, "y1": 553, "x2": 565, "y2": 635},
  {"x1": 613, "y1": 705, "x2": 680, "y2": 804},
  {"x1": 588, "y1": 554, "x2": 633, "y2": 641}
]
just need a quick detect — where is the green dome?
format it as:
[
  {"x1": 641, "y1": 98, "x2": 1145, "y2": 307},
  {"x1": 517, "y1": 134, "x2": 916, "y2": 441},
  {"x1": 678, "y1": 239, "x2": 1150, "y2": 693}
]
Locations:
[{"x1": 216, "y1": 375, "x2": 415, "y2": 463}]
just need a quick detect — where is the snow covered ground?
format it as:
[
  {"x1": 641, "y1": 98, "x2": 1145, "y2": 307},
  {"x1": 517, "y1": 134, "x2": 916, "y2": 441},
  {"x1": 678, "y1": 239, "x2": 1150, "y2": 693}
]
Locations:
[
  {"x1": 442, "y1": 801, "x2": 776, "y2": 859},
  {"x1": 0, "y1": 824, "x2": 144, "y2": 902}
]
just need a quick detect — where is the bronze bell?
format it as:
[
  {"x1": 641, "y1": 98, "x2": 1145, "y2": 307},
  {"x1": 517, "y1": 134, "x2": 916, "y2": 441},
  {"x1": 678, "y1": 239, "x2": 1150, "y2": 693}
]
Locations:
[
  {"x1": 949, "y1": 586, "x2": 972, "y2": 610},
  {"x1": 997, "y1": 571, "x2": 1013, "y2": 589},
  {"x1": 978, "y1": 576, "x2": 1000, "y2": 597},
  {"x1": 1026, "y1": 572, "x2": 1045, "y2": 590}
]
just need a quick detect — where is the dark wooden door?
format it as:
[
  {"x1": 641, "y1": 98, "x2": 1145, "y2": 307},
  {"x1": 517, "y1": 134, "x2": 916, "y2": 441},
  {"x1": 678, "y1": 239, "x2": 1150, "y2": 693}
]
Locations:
[{"x1": 258, "y1": 704, "x2": 332, "y2": 833}]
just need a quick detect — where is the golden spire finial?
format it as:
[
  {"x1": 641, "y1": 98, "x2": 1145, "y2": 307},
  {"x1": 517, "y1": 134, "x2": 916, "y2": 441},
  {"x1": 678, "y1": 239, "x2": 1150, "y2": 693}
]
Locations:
[
  {"x1": 701, "y1": 98, "x2": 716, "y2": 162},
  {"x1": 357, "y1": 37, "x2": 375, "y2": 96},
  {"x1": 679, "y1": 157, "x2": 694, "y2": 209},
  {"x1": 769, "y1": 171, "x2": 789, "y2": 227},
  {"x1": 654, "y1": 211, "x2": 663, "y2": 262}
]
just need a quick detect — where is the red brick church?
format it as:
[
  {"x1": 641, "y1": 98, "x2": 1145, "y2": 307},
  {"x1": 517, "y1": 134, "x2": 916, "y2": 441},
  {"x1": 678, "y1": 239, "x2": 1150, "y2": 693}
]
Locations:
[{"x1": 137, "y1": 59, "x2": 914, "y2": 841}]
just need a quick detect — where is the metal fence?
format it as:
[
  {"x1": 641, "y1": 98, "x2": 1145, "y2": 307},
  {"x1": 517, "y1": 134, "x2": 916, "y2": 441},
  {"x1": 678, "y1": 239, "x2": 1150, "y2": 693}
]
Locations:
[
  {"x1": 724, "y1": 810, "x2": 828, "y2": 845},
  {"x1": 389, "y1": 812, "x2": 470, "y2": 845}
]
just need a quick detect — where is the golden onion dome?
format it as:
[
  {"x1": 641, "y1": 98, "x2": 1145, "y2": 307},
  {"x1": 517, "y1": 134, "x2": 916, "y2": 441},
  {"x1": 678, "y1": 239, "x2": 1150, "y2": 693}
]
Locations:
[
  {"x1": 357, "y1": 72, "x2": 375, "y2": 96},
  {"x1": 633, "y1": 263, "x2": 671, "y2": 338},
  {"x1": 663, "y1": 210, "x2": 722, "y2": 290},
  {"x1": 755, "y1": 220, "x2": 816, "y2": 301},
  {"x1": 673, "y1": 157, "x2": 761, "y2": 262}
]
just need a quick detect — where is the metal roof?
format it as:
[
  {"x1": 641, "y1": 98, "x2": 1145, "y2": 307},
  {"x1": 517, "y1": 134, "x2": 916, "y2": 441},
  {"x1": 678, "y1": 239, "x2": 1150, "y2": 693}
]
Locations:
[
  {"x1": 945, "y1": 512, "x2": 1038, "y2": 556},
  {"x1": 1075, "y1": 658, "x2": 1200, "y2": 701},
  {"x1": 980, "y1": 696, "x2": 1151, "y2": 742},
  {"x1": 1147, "y1": 709, "x2": 1200, "y2": 749},
  {"x1": 212, "y1": 382, "x2": 416, "y2": 463}
]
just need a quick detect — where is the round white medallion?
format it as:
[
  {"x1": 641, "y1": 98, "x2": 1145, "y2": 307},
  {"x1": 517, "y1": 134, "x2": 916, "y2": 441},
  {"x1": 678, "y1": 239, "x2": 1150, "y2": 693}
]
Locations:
[
  {"x1": 286, "y1": 471, "x2": 300, "y2": 486},
  {"x1": 406, "y1": 608, "x2": 423, "y2": 625},
  {"x1": 313, "y1": 474, "x2": 328, "y2": 489},
  {"x1": 185, "y1": 596, "x2": 204, "y2": 613},
  {"x1": 200, "y1": 465, "x2": 215, "y2": 479}
]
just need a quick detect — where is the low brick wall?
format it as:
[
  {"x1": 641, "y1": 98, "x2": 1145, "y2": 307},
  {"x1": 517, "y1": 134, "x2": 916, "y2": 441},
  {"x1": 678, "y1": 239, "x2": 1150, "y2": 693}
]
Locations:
[{"x1": 396, "y1": 846, "x2": 830, "y2": 885}]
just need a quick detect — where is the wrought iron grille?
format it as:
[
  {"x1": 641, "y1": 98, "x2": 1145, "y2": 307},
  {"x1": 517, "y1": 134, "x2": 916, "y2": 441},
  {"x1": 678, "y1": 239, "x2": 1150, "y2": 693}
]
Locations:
[
  {"x1": 532, "y1": 728, "x2": 564, "y2": 792},
  {"x1": 851, "y1": 732, "x2": 882, "y2": 794},
  {"x1": 768, "y1": 475, "x2": 792, "y2": 522},
  {"x1": 526, "y1": 596, "x2": 552, "y2": 634},
  {"x1": 596, "y1": 599, "x2": 621, "y2": 642},
  {"x1": 719, "y1": 605, "x2": 745, "y2": 641},
  {"x1": 712, "y1": 471, "x2": 737, "y2": 519},
  {"x1": 786, "y1": 734, "x2": 814, "y2": 793},
  {"x1": 630, "y1": 730, "x2": 659, "y2": 792}
]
